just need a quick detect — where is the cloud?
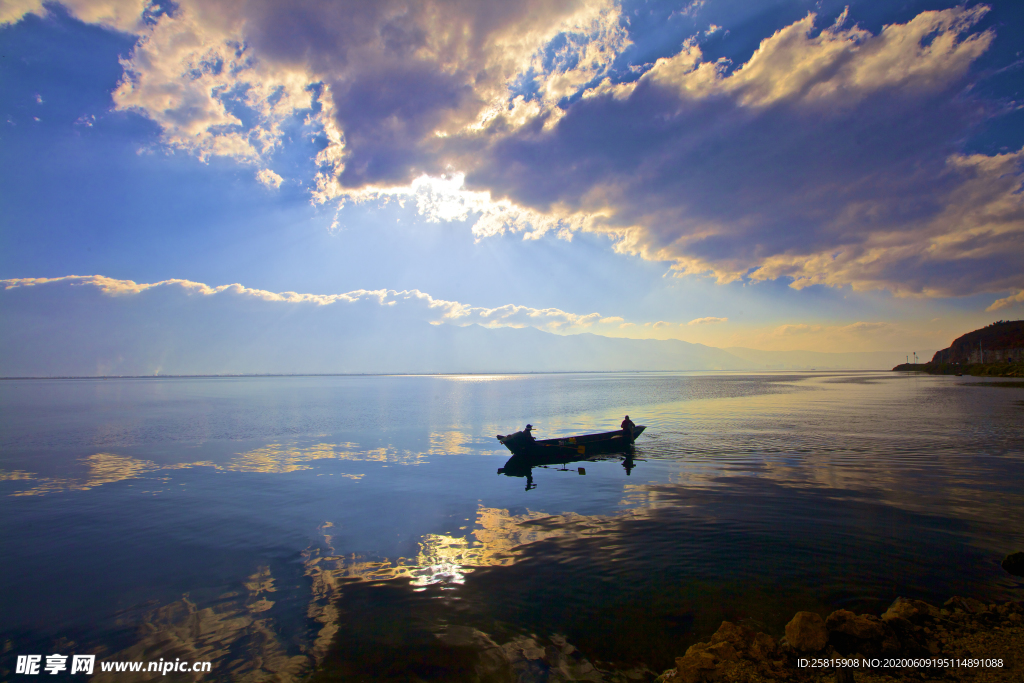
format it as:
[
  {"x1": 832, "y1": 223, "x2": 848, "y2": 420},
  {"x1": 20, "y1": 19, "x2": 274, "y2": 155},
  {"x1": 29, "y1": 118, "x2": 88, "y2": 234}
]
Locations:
[
  {"x1": 599, "y1": 316, "x2": 623, "y2": 324},
  {"x1": 0, "y1": 275, "x2": 605, "y2": 332},
  {"x1": 10, "y1": 3, "x2": 1022, "y2": 300},
  {"x1": 462, "y1": 6, "x2": 1023, "y2": 298},
  {"x1": 688, "y1": 316, "x2": 727, "y2": 325},
  {"x1": 987, "y1": 290, "x2": 1024, "y2": 312},
  {"x1": 2, "y1": 0, "x2": 147, "y2": 31},
  {"x1": 111, "y1": 7, "x2": 317, "y2": 164},
  {"x1": 256, "y1": 168, "x2": 283, "y2": 189},
  {"x1": 838, "y1": 321, "x2": 891, "y2": 334},
  {"x1": 1, "y1": 275, "x2": 750, "y2": 375},
  {"x1": 702, "y1": 320, "x2": 917, "y2": 353},
  {"x1": 14, "y1": 0, "x2": 626, "y2": 182},
  {"x1": 773, "y1": 324, "x2": 822, "y2": 337},
  {"x1": 328, "y1": 173, "x2": 601, "y2": 242}
]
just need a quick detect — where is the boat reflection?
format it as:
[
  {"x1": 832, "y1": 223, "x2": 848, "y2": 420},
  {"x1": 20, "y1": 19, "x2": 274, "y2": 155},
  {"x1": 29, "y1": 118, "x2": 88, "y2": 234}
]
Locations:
[{"x1": 497, "y1": 450, "x2": 640, "y2": 490}]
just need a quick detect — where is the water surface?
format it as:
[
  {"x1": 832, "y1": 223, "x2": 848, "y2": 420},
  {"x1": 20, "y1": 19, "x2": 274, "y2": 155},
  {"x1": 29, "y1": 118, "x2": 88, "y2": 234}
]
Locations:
[{"x1": 1, "y1": 372, "x2": 1022, "y2": 680}]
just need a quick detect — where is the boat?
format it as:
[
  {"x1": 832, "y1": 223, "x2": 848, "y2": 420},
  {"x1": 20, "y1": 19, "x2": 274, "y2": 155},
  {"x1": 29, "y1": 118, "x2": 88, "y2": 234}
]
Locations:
[
  {"x1": 496, "y1": 425, "x2": 646, "y2": 457},
  {"x1": 497, "y1": 450, "x2": 639, "y2": 490}
]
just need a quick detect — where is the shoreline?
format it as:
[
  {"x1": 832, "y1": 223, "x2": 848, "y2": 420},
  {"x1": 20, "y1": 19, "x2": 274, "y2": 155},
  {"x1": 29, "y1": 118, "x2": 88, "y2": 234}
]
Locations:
[{"x1": 892, "y1": 362, "x2": 1024, "y2": 378}]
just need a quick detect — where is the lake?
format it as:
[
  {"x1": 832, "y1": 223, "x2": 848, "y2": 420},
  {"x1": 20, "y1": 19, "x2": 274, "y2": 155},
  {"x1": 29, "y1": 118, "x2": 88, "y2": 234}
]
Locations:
[{"x1": 1, "y1": 372, "x2": 1022, "y2": 681}]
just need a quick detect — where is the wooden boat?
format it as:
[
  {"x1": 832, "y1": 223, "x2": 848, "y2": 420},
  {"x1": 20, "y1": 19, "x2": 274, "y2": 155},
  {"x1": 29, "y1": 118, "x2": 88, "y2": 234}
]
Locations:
[{"x1": 496, "y1": 426, "x2": 646, "y2": 457}]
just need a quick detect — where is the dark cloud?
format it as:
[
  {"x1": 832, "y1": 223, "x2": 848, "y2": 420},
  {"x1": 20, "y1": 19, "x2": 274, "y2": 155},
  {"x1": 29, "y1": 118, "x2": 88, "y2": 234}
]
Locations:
[
  {"x1": 226, "y1": 0, "x2": 607, "y2": 186},
  {"x1": 454, "y1": 7, "x2": 1024, "y2": 296},
  {"x1": 330, "y1": 65, "x2": 471, "y2": 186},
  {"x1": 8, "y1": 1, "x2": 1022, "y2": 298}
]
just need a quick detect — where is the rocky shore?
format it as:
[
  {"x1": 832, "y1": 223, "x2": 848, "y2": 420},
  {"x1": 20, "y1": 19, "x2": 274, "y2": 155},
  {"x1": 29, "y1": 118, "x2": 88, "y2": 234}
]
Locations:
[{"x1": 655, "y1": 597, "x2": 1023, "y2": 683}]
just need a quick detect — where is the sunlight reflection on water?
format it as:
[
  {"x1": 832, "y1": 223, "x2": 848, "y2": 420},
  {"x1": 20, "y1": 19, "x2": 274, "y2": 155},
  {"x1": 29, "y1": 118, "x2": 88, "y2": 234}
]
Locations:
[{"x1": 1, "y1": 372, "x2": 1022, "y2": 680}]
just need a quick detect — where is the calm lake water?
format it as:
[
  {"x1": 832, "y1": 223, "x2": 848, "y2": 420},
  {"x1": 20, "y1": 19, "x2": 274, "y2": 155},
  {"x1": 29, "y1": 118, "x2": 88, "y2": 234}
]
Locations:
[{"x1": 1, "y1": 372, "x2": 1022, "y2": 681}]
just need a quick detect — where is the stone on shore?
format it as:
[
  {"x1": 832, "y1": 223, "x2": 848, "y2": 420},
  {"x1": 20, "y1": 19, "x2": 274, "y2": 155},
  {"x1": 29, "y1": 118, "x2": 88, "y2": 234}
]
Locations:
[
  {"x1": 825, "y1": 609, "x2": 899, "y2": 656},
  {"x1": 784, "y1": 611, "x2": 827, "y2": 652},
  {"x1": 1002, "y1": 551, "x2": 1024, "y2": 576},
  {"x1": 665, "y1": 621, "x2": 781, "y2": 683},
  {"x1": 881, "y1": 597, "x2": 940, "y2": 623},
  {"x1": 657, "y1": 598, "x2": 1024, "y2": 683},
  {"x1": 944, "y1": 595, "x2": 988, "y2": 614}
]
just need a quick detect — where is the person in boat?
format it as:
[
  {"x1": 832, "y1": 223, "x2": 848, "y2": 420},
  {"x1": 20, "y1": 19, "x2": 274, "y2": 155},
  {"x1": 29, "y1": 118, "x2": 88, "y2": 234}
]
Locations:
[
  {"x1": 523, "y1": 424, "x2": 536, "y2": 442},
  {"x1": 620, "y1": 415, "x2": 635, "y2": 439}
]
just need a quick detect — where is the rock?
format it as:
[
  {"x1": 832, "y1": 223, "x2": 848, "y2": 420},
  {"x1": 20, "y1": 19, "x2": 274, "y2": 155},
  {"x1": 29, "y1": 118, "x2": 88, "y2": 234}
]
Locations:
[
  {"x1": 749, "y1": 632, "x2": 778, "y2": 661},
  {"x1": 945, "y1": 596, "x2": 988, "y2": 614},
  {"x1": 436, "y1": 626, "x2": 519, "y2": 681},
  {"x1": 674, "y1": 645, "x2": 719, "y2": 683},
  {"x1": 882, "y1": 597, "x2": 940, "y2": 623},
  {"x1": 881, "y1": 615, "x2": 931, "y2": 656},
  {"x1": 1002, "y1": 551, "x2": 1024, "y2": 577},
  {"x1": 707, "y1": 641, "x2": 739, "y2": 663},
  {"x1": 825, "y1": 610, "x2": 900, "y2": 656},
  {"x1": 835, "y1": 668, "x2": 856, "y2": 683},
  {"x1": 710, "y1": 621, "x2": 755, "y2": 650},
  {"x1": 785, "y1": 612, "x2": 828, "y2": 652},
  {"x1": 654, "y1": 668, "x2": 678, "y2": 683}
]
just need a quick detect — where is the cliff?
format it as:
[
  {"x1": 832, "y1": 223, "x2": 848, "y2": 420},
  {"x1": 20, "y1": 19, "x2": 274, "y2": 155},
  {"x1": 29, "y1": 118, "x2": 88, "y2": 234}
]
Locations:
[{"x1": 930, "y1": 320, "x2": 1024, "y2": 365}]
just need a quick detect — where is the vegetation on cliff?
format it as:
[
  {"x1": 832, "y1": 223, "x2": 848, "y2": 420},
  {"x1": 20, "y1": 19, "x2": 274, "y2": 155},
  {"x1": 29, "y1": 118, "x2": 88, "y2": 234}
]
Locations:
[
  {"x1": 894, "y1": 320, "x2": 1024, "y2": 377},
  {"x1": 931, "y1": 320, "x2": 1024, "y2": 365}
]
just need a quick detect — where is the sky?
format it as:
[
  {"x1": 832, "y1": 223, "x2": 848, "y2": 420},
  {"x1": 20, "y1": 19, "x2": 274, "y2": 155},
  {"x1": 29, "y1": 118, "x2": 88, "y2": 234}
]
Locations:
[{"x1": 1, "y1": 0, "x2": 1023, "y2": 369}]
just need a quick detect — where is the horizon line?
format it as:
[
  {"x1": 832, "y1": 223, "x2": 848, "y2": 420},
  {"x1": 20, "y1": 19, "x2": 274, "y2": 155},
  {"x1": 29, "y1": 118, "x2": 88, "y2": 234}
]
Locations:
[{"x1": 0, "y1": 369, "x2": 893, "y2": 380}]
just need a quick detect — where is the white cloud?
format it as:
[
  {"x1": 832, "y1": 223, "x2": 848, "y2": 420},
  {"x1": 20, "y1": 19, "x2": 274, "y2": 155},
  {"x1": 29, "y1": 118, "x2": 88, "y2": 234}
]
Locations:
[
  {"x1": 0, "y1": 275, "x2": 606, "y2": 332},
  {"x1": 646, "y1": 7, "x2": 992, "y2": 108},
  {"x1": 256, "y1": 168, "x2": 283, "y2": 189},
  {"x1": 703, "y1": 319, "x2": 940, "y2": 354},
  {"x1": 987, "y1": 290, "x2": 1024, "y2": 312},
  {"x1": 1, "y1": 0, "x2": 147, "y2": 31},
  {"x1": 111, "y1": 8, "x2": 316, "y2": 165},
  {"x1": 4, "y1": 275, "x2": 753, "y2": 375},
  {"x1": 331, "y1": 172, "x2": 604, "y2": 242},
  {"x1": 12, "y1": 0, "x2": 627, "y2": 179},
  {"x1": 8, "y1": 2, "x2": 1021, "y2": 301},
  {"x1": 688, "y1": 316, "x2": 727, "y2": 325},
  {"x1": 773, "y1": 324, "x2": 822, "y2": 336},
  {"x1": 461, "y1": 6, "x2": 1024, "y2": 299},
  {"x1": 838, "y1": 321, "x2": 891, "y2": 334}
]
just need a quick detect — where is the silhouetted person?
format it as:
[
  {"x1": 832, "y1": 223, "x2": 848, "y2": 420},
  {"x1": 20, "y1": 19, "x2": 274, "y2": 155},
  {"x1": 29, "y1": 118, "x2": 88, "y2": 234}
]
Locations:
[
  {"x1": 523, "y1": 424, "x2": 536, "y2": 442},
  {"x1": 620, "y1": 415, "x2": 635, "y2": 440}
]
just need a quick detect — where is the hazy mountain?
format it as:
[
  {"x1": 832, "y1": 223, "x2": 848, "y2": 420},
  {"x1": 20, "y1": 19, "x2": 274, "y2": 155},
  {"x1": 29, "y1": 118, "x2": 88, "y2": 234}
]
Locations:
[
  {"x1": 1, "y1": 279, "x2": 918, "y2": 375},
  {"x1": 723, "y1": 347, "x2": 937, "y2": 371}
]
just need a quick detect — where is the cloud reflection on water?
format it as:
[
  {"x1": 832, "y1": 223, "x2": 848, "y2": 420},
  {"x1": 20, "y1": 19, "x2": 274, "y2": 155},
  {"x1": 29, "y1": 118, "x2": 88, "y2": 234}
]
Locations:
[
  {"x1": 85, "y1": 504, "x2": 622, "y2": 682},
  {"x1": 4, "y1": 373, "x2": 1022, "y2": 680},
  {"x1": 90, "y1": 565, "x2": 309, "y2": 683},
  {"x1": 2, "y1": 440, "x2": 431, "y2": 496}
]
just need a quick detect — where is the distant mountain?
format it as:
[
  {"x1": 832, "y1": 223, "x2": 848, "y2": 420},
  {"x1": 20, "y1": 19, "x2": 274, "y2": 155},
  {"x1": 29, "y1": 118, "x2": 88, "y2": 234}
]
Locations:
[
  {"x1": 724, "y1": 347, "x2": 935, "y2": 371},
  {"x1": 930, "y1": 320, "x2": 1024, "y2": 364},
  {"x1": 1, "y1": 279, "x2": 924, "y2": 375},
  {"x1": 386, "y1": 325, "x2": 749, "y2": 373},
  {"x1": 1, "y1": 314, "x2": 916, "y2": 376}
]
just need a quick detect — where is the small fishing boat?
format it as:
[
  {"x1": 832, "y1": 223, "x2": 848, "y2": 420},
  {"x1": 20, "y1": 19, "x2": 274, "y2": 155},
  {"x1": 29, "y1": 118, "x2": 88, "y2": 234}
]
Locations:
[{"x1": 496, "y1": 425, "x2": 646, "y2": 457}]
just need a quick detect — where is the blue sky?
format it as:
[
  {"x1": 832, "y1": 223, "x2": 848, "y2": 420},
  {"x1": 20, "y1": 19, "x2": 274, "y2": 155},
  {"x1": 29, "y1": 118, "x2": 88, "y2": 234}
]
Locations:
[{"x1": 2, "y1": 0, "x2": 1023, "y2": 367}]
